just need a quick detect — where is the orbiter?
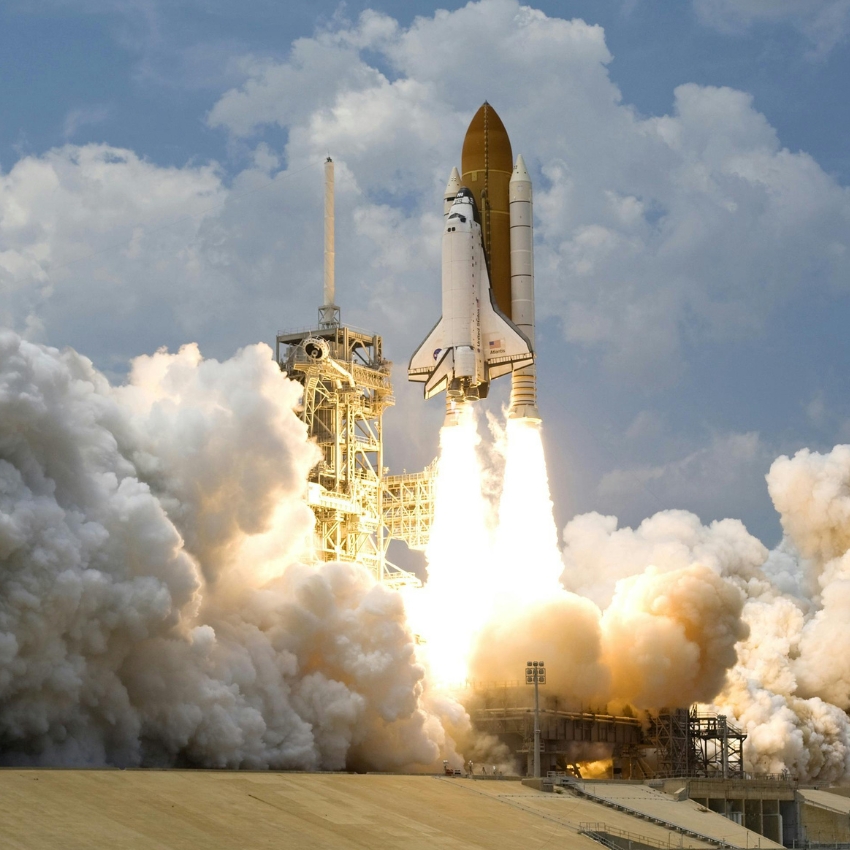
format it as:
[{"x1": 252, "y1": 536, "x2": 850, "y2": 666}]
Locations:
[
  {"x1": 408, "y1": 102, "x2": 540, "y2": 422},
  {"x1": 408, "y1": 187, "x2": 533, "y2": 403}
]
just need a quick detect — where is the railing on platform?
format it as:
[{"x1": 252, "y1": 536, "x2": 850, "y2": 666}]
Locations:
[
  {"x1": 563, "y1": 779, "x2": 740, "y2": 849},
  {"x1": 580, "y1": 821, "x2": 696, "y2": 850}
]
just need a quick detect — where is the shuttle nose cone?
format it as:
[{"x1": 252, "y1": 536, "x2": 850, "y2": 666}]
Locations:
[
  {"x1": 461, "y1": 102, "x2": 513, "y2": 176},
  {"x1": 511, "y1": 153, "x2": 530, "y2": 183}
]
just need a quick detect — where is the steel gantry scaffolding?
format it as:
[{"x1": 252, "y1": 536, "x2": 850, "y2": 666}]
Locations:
[
  {"x1": 645, "y1": 708, "x2": 746, "y2": 779},
  {"x1": 276, "y1": 319, "x2": 432, "y2": 588},
  {"x1": 689, "y1": 710, "x2": 746, "y2": 779},
  {"x1": 463, "y1": 685, "x2": 747, "y2": 778},
  {"x1": 647, "y1": 708, "x2": 693, "y2": 779},
  {"x1": 383, "y1": 461, "x2": 437, "y2": 552},
  {"x1": 275, "y1": 156, "x2": 435, "y2": 586}
]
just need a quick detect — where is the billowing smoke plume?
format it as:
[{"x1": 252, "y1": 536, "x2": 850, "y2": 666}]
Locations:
[
  {"x1": 0, "y1": 331, "x2": 448, "y2": 769},
  {"x1": 413, "y1": 408, "x2": 850, "y2": 782},
  {"x1": 460, "y1": 419, "x2": 749, "y2": 716},
  {"x1": 5, "y1": 328, "x2": 850, "y2": 781},
  {"x1": 551, "y1": 449, "x2": 850, "y2": 781},
  {"x1": 471, "y1": 521, "x2": 748, "y2": 712}
]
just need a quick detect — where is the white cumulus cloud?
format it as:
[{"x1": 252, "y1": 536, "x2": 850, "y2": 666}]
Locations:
[{"x1": 2, "y1": 0, "x2": 848, "y2": 390}]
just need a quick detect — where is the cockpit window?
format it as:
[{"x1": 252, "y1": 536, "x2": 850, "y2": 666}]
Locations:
[{"x1": 447, "y1": 213, "x2": 467, "y2": 223}]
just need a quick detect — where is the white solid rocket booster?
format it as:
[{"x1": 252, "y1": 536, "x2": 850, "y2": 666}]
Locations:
[{"x1": 509, "y1": 154, "x2": 540, "y2": 421}]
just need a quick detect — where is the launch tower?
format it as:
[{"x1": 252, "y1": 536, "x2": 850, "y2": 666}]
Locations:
[
  {"x1": 276, "y1": 323, "x2": 395, "y2": 578},
  {"x1": 276, "y1": 158, "x2": 428, "y2": 586}
]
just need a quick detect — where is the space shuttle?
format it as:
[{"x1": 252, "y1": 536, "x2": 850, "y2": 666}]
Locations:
[
  {"x1": 408, "y1": 187, "x2": 533, "y2": 403},
  {"x1": 408, "y1": 102, "x2": 540, "y2": 422}
]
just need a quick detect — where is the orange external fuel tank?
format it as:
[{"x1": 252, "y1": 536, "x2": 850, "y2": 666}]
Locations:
[{"x1": 461, "y1": 102, "x2": 514, "y2": 319}]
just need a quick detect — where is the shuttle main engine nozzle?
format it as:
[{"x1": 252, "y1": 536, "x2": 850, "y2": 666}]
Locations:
[{"x1": 444, "y1": 396, "x2": 470, "y2": 427}]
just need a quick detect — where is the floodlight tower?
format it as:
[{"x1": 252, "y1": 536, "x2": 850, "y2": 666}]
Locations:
[{"x1": 526, "y1": 661, "x2": 546, "y2": 778}]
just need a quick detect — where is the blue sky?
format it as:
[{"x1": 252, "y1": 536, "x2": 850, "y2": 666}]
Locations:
[
  {"x1": 1, "y1": 0, "x2": 849, "y2": 551},
  {"x1": 3, "y1": 1, "x2": 849, "y2": 179}
]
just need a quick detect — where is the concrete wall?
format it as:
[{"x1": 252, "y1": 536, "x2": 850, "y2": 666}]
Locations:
[
  {"x1": 689, "y1": 796, "x2": 784, "y2": 844},
  {"x1": 800, "y1": 801, "x2": 850, "y2": 844},
  {"x1": 680, "y1": 778, "x2": 802, "y2": 847},
  {"x1": 680, "y1": 781, "x2": 850, "y2": 847}
]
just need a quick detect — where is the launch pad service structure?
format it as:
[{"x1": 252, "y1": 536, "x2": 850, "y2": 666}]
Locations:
[
  {"x1": 277, "y1": 104, "x2": 537, "y2": 583},
  {"x1": 276, "y1": 158, "x2": 432, "y2": 587}
]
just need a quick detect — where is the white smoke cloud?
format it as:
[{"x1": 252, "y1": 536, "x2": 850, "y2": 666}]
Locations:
[
  {"x1": 768, "y1": 446, "x2": 850, "y2": 578},
  {"x1": 112, "y1": 342, "x2": 318, "y2": 587},
  {"x1": 0, "y1": 330, "x2": 449, "y2": 769},
  {"x1": 552, "y1": 442, "x2": 850, "y2": 781},
  {"x1": 560, "y1": 509, "x2": 769, "y2": 608},
  {"x1": 5, "y1": 328, "x2": 850, "y2": 780},
  {"x1": 600, "y1": 563, "x2": 747, "y2": 708},
  {"x1": 767, "y1": 446, "x2": 850, "y2": 711}
]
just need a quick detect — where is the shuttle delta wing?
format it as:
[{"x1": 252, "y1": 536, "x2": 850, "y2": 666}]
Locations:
[
  {"x1": 480, "y1": 286, "x2": 534, "y2": 380},
  {"x1": 424, "y1": 348, "x2": 454, "y2": 399},
  {"x1": 408, "y1": 319, "x2": 445, "y2": 384}
]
